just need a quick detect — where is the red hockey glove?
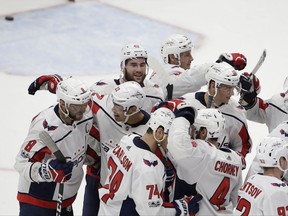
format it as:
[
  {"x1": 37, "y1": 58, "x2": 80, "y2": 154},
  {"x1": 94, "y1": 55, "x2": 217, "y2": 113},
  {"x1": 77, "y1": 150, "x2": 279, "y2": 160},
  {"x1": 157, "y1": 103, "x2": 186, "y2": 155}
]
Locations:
[
  {"x1": 174, "y1": 194, "x2": 203, "y2": 216},
  {"x1": 28, "y1": 74, "x2": 62, "y2": 95},
  {"x1": 239, "y1": 72, "x2": 261, "y2": 106},
  {"x1": 216, "y1": 53, "x2": 247, "y2": 71},
  {"x1": 40, "y1": 158, "x2": 73, "y2": 183}
]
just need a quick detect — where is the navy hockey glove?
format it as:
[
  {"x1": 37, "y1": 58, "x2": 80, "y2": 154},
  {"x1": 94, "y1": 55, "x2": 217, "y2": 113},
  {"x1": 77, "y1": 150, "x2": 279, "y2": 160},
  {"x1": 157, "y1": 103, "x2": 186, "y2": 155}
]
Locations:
[
  {"x1": 216, "y1": 53, "x2": 247, "y2": 71},
  {"x1": 239, "y1": 72, "x2": 261, "y2": 107},
  {"x1": 40, "y1": 158, "x2": 73, "y2": 183},
  {"x1": 165, "y1": 165, "x2": 175, "y2": 188},
  {"x1": 174, "y1": 107, "x2": 196, "y2": 125},
  {"x1": 174, "y1": 194, "x2": 203, "y2": 216},
  {"x1": 28, "y1": 74, "x2": 62, "y2": 95}
]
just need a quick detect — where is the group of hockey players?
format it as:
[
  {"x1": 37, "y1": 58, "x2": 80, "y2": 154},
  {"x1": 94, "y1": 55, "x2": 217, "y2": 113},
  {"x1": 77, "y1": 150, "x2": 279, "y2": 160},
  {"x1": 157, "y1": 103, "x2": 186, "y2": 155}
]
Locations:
[{"x1": 14, "y1": 33, "x2": 288, "y2": 215}]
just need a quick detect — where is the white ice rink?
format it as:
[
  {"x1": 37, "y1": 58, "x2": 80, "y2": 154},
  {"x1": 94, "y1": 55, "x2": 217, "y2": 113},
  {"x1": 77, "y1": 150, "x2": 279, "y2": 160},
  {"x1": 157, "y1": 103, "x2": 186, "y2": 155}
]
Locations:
[{"x1": 1, "y1": 0, "x2": 288, "y2": 215}]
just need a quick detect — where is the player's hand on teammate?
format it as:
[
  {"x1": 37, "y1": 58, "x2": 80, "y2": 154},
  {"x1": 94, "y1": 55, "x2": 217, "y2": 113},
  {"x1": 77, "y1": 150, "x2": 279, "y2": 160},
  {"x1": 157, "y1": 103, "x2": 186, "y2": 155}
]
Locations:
[
  {"x1": 28, "y1": 74, "x2": 62, "y2": 95},
  {"x1": 40, "y1": 158, "x2": 74, "y2": 183},
  {"x1": 239, "y1": 72, "x2": 261, "y2": 106},
  {"x1": 216, "y1": 53, "x2": 247, "y2": 71},
  {"x1": 152, "y1": 99, "x2": 196, "y2": 125},
  {"x1": 174, "y1": 194, "x2": 203, "y2": 216}
]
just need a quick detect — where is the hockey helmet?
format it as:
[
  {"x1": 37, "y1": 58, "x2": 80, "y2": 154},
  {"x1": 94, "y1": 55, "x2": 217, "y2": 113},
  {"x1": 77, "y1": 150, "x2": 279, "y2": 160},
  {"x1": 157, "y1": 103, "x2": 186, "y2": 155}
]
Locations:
[
  {"x1": 161, "y1": 34, "x2": 193, "y2": 64},
  {"x1": 194, "y1": 108, "x2": 225, "y2": 139},
  {"x1": 257, "y1": 136, "x2": 288, "y2": 172},
  {"x1": 149, "y1": 107, "x2": 175, "y2": 134},
  {"x1": 111, "y1": 81, "x2": 146, "y2": 113},
  {"x1": 56, "y1": 77, "x2": 91, "y2": 106},
  {"x1": 205, "y1": 62, "x2": 239, "y2": 88}
]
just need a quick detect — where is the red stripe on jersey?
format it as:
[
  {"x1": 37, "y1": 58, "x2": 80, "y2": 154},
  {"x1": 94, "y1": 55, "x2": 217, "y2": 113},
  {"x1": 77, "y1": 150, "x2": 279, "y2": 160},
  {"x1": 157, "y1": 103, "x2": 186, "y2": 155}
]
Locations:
[
  {"x1": 258, "y1": 97, "x2": 269, "y2": 110},
  {"x1": 17, "y1": 192, "x2": 76, "y2": 209},
  {"x1": 30, "y1": 147, "x2": 52, "y2": 162},
  {"x1": 238, "y1": 126, "x2": 252, "y2": 157},
  {"x1": 89, "y1": 125, "x2": 100, "y2": 141}
]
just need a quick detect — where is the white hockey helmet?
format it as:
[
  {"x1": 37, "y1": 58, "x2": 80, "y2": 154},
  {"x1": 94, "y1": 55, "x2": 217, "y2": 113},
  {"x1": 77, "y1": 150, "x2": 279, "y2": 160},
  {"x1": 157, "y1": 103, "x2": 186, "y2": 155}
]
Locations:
[
  {"x1": 205, "y1": 63, "x2": 240, "y2": 88},
  {"x1": 56, "y1": 77, "x2": 91, "y2": 106},
  {"x1": 149, "y1": 107, "x2": 175, "y2": 134},
  {"x1": 257, "y1": 136, "x2": 288, "y2": 172},
  {"x1": 111, "y1": 81, "x2": 146, "y2": 112},
  {"x1": 120, "y1": 43, "x2": 148, "y2": 69},
  {"x1": 194, "y1": 108, "x2": 225, "y2": 139},
  {"x1": 161, "y1": 34, "x2": 193, "y2": 64}
]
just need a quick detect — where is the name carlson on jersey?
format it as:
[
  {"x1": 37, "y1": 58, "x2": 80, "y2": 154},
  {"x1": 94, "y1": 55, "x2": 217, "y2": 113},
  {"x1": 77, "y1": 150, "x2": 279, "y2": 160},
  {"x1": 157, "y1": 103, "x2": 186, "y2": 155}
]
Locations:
[
  {"x1": 112, "y1": 144, "x2": 132, "y2": 172},
  {"x1": 214, "y1": 161, "x2": 240, "y2": 177}
]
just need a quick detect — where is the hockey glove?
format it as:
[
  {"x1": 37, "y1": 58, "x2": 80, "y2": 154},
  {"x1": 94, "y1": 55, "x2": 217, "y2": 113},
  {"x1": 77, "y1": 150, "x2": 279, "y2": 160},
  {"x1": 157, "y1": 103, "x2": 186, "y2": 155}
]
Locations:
[
  {"x1": 28, "y1": 74, "x2": 62, "y2": 95},
  {"x1": 239, "y1": 72, "x2": 261, "y2": 106},
  {"x1": 174, "y1": 194, "x2": 203, "y2": 216},
  {"x1": 174, "y1": 107, "x2": 196, "y2": 125},
  {"x1": 39, "y1": 158, "x2": 73, "y2": 183},
  {"x1": 216, "y1": 53, "x2": 247, "y2": 71},
  {"x1": 165, "y1": 165, "x2": 175, "y2": 188}
]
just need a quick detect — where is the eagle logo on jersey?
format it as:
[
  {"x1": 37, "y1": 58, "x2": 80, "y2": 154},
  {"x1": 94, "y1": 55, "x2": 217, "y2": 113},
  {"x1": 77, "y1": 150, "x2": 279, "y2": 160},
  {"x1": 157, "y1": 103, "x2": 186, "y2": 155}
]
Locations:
[
  {"x1": 280, "y1": 129, "x2": 288, "y2": 137},
  {"x1": 143, "y1": 159, "x2": 158, "y2": 167},
  {"x1": 271, "y1": 182, "x2": 287, "y2": 187},
  {"x1": 95, "y1": 81, "x2": 108, "y2": 86},
  {"x1": 43, "y1": 119, "x2": 58, "y2": 131}
]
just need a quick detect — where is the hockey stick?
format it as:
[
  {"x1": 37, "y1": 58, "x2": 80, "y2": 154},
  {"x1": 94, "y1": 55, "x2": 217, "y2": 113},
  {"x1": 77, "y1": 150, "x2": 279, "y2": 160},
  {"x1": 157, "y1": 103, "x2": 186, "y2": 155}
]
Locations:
[
  {"x1": 239, "y1": 49, "x2": 267, "y2": 103},
  {"x1": 39, "y1": 131, "x2": 65, "y2": 216},
  {"x1": 147, "y1": 57, "x2": 173, "y2": 100}
]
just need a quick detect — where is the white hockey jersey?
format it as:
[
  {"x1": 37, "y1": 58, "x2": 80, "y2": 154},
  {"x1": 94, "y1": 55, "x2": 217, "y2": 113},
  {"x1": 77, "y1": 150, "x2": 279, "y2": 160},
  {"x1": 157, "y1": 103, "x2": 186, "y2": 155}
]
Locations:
[
  {"x1": 98, "y1": 134, "x2": 176, "y2": 215},
  {"x1": 90, "y1": 77, "x2": 164, "y2": 112},
  {"x1": 167, "y1": 117, "x2": 243, "y2": 215},
  {"x1": 245, "y1": 93, "x2": 288, "y2": 132},
  {"x1": 182, "y1": 91, "x2": 252, "y2": 157},
  {"x1": 148, "y1": 63, "x2": 212, "y2": 99},
  {"x1": 90, "y1": 93, "x2": 149, "y2": 185},
  {"x1": 14, "y1": 104, "x2": 98, "y2": 209},
  {"x1": 234, "y1": 174, "x2": 288, "y2": 216}
]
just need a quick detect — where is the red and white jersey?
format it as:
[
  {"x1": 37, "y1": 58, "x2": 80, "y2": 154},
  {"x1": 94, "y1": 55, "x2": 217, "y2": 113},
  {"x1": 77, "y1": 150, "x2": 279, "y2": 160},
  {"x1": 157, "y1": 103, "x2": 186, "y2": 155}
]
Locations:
[
  {"x1": 91, "y1": 93, "x2": 149, "y2": 185},
  {"x1": 244, "y1": 120, "x2": 288, "y2": 182},
  {"x1": 167, "y1": 117, "x2": 243, "y2": 215},
  {"x1": 245, "y1": 93, "x2": 288, "y2": 132},
  {"x1": 182, "y1": 92, "x2": 252, "y2": 157},
  {"x1": 234, "y1": 174, "x2": 288, "y2": 216},
  {"x1": 14, "y1": 104, "x2": 98, "y2": 209},
  {"x1": 90, "y1": 77, "x2": 164, "y2": 112},
  {"x1": 99, "y1": 134, "x2": 176, "y2": 215},
  {"x1": 148, "y1": 63, "x2": 212, "y2": 99}
]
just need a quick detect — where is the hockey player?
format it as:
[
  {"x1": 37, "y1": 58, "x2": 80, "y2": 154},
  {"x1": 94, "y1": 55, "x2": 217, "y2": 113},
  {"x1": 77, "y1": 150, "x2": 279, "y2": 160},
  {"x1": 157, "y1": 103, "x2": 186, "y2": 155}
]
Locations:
[
  {"x1": 234, "y1": 136, "x2": 288, "y2": 216},
  {"x1": 98, "y1": 107, "x2": 202, "y2": 215},
  {"x1": 239, "y1": 74, "x2": 288, "y2": 181},
  {"x1": 83, "y1": 81, "x2": 151, "y2": 216},
  {"x1": 181, "y1": 62, "x2": 252, "y2": 158},
  {"x1": 244, "y1": 120, "x2": 288, "y2": 182},
  {"x1": 239, "y1": 73, "x2": 288, "y2": 132},
  {"x1": 90, "y1": 43, "x2": 164, "y2": 112},
  {"x1": 15, "y1": 77, "x2": 99, "y2": 216},
  {"x1": 167, "y1": 106, "x2": 244, "y2": 215},
  {"x1": 148, "y1": 33, "x2": 247, "y2": 99}
]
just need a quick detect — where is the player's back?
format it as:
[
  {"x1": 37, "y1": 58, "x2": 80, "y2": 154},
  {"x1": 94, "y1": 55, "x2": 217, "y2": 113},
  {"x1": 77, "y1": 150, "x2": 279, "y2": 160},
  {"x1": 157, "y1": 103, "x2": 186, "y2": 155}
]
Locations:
[
  {"x1": 234, "y1": 174, "x2": 288, "y2": 216},
  {"x1": 99, "y1": 134, "x2": 165, "y2": 216},
  {"x1": 171, "y1": 140, "x2": 243, "y2": 215}
]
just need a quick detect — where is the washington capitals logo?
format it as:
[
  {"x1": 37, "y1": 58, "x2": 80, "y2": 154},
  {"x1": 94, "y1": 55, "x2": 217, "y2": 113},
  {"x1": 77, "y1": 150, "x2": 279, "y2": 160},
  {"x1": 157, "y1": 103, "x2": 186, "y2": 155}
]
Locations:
[
  {"x1": 271, "y1": 182, "x2": 287, "y2": 187},
  {"x1": 43, "y1": 119, "x2": 58, "y2": 131},
  {"x1": 143, "y1": 159, "x2": 158, "y2": 167},
  {"x1": 96, "y1": 81, "x2": 108, "y2": 86},
  {"x1": 280, "y1": 129, "x2": 288, "y2": 137}
]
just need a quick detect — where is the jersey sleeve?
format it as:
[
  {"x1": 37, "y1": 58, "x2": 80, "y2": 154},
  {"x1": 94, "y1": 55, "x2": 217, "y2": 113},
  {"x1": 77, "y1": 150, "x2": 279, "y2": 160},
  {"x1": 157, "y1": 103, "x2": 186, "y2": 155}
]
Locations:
[{"x1": 172, "y1": 63, "x2": 212, "y2": 98}]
